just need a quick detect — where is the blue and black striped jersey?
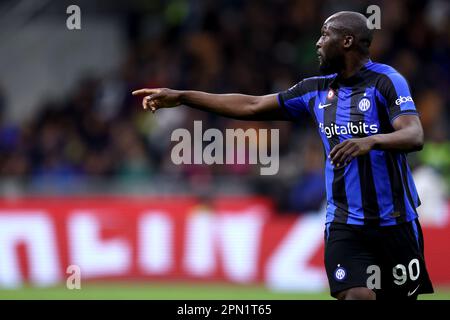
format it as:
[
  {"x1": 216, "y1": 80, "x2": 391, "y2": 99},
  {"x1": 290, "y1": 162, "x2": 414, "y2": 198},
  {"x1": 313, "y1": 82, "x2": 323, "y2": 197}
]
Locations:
[{"x1": 278, "y1": 60, "x2": 421, "y2": 226}]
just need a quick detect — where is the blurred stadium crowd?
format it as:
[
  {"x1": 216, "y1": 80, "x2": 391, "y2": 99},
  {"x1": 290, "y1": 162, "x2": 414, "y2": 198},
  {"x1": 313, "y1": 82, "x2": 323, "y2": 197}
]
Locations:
[{"x1": 0, "y1": 0, "x2": 448, "y2": 213}]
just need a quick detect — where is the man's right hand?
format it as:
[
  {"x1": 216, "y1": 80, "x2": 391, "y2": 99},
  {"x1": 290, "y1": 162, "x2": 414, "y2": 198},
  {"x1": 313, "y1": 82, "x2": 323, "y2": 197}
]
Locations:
[
  {"x1": 132, "y1": 88, "x2": 181, "y2": 113},
  {"x1": 131, "y1": 88, "x2": 286, "y2": 121}
]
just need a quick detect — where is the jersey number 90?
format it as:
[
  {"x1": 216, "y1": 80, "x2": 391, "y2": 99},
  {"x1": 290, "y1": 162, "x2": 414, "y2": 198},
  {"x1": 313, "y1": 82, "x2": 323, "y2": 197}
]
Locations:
[{"x1": 393, "y1": 258, "x2": 420, "y2": 285}]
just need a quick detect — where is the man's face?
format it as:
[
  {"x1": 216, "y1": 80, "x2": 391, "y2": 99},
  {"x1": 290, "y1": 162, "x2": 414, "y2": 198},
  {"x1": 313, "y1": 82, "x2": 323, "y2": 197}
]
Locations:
[{"x1": 316, "y1": 21, "x2": 344, "y2": 74}]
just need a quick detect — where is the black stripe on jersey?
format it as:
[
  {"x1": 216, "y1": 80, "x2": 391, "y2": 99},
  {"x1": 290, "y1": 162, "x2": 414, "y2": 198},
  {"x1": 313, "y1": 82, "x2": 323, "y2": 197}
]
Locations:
[
  {"x1": 377, "y1": 74, "x2": 402, "y2": 118},
  {"x1": 308, "y1": 96, "x2": 319, "y2": 127},
  {"x1": 309, "y1": 96, "x2": 329, "y2": 164},
  {"x1": 323, "y1": 87, "x2": 349, "y2": 224},
  {"x1": 349, "y1": 86, "x2": 380, "y2": 224},
  {"x1": 373, "y1": 94, "x2": 407, "y2": 224}
]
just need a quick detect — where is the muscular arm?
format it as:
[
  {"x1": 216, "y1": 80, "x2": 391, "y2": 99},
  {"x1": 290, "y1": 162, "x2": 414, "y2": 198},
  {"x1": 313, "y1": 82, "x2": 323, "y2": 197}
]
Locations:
[
  {"x1": 370, "y1": 115, "x2": 424, "y2": 151},
  {"x1": 329, "y1": 115, "x2": 424, "y2": 167},
  {"x1": 132, "y1": 88, "x2": 288, "y2": 121}
]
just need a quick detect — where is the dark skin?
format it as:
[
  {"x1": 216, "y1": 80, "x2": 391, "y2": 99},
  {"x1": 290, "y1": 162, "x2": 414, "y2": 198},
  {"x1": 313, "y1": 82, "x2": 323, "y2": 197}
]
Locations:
[{"x1": 132, "y1": 12, "x2": 424, "y2": 300}]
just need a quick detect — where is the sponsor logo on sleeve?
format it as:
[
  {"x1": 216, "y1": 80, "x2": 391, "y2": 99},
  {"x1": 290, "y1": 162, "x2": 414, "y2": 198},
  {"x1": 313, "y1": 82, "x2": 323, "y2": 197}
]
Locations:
[{"x1": 395, "y1": 96, "x2": 413, "y2": 106}]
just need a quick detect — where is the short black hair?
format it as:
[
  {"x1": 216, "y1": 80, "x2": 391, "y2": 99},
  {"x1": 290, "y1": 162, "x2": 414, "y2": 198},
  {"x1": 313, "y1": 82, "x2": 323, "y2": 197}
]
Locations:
[{"x1": 325, "y1": 11, "x2": 374, "y2": 55}]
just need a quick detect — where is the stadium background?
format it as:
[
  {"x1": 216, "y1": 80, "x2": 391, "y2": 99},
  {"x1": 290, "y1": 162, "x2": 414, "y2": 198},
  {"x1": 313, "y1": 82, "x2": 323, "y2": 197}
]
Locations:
[{"x1": 0, "y1": 0, "x2": 449, "y2": 299}]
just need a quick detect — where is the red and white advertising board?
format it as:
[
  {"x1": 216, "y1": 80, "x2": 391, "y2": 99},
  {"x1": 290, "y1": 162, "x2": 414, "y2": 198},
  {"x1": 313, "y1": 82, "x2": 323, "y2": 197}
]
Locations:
[{"x1": 0, "y1": 197, "x2": 448, "y2": 290}]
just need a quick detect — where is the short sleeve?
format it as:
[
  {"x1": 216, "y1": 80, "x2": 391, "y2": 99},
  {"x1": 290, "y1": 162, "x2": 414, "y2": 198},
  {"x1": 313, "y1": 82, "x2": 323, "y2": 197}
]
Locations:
[
  {"x1": 378, "y1": 72, "x2": 418, "y2": 123},
  {"x1": 277, "y1": 80, "x2": 311, "y2": 120}
]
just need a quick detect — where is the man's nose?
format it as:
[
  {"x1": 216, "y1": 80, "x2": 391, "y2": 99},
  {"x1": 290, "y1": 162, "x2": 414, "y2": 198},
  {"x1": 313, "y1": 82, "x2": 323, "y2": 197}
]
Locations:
[{"x1": 316, "y1": 39, "x2": 322, "y2": 49}]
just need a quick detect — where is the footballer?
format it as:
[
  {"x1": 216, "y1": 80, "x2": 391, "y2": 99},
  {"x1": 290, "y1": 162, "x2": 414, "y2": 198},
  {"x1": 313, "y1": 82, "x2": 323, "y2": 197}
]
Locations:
[{"x1": 133, "y1": 11, "x2": 434, "y2": 300}]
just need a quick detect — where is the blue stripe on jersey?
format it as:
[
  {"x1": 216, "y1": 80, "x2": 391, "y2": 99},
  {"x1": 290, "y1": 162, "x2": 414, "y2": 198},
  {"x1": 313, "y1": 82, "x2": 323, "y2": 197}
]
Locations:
[
  {"x1": 371, "y1": 150, "x2": 397, "y2": 226},
  {"x1": 336, "y1": 87, "x2": 364, "y2": 225},
  {"x1": 283, "y1": 91, "x2": 316, "y2": 118},
  {"x1": 411, "y1": 219, "x2": 420, "y2": 249},
  {"x1": 324, "y1": 158, "x2": 335, "y2": 223},
  {"x1": 325, "y1": 222, "x2": 330, "y2": 242},
  {"x1": 343, "y1": 162, "x2": 364, "y2": 224}
]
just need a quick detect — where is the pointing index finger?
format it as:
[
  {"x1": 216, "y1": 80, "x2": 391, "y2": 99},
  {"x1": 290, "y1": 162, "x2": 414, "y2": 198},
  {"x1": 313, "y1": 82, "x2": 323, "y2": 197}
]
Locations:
[{"x1": 132, "y1": 88, "x2": 161, "y2": 96}]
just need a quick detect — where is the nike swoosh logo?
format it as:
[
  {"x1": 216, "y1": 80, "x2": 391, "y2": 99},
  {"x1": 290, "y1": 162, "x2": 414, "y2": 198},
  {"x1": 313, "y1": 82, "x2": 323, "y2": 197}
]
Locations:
[
  {"x1": 318, "y1": 103, "x2": 332, "y2": 109},
  {"x1": 408, "y1": 284, "x2": 420, "y2": 297}
]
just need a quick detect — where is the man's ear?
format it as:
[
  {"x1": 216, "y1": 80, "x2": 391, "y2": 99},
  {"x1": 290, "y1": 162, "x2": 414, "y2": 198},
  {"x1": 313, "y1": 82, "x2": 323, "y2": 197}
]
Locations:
[{"x1": 343, "y1": 35, "x2": 354, "y2": 49}]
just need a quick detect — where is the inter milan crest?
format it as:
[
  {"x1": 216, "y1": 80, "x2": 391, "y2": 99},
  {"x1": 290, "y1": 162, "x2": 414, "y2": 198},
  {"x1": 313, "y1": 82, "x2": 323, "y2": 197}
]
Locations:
[
  {"x1": 334, "y1": 264, "x2": 347, "y2": 281},
  {"x1": 358, "y1": 97, "x2": 371, "y2": 112}
]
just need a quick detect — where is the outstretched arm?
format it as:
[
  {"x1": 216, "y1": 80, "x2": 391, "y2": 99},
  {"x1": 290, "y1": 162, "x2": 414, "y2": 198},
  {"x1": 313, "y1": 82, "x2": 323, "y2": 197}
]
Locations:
[
  {"x1": 329, "y1": 115, "x2": 424, "y2": 167},
  {"x1": 132, "y1": 88, "x2": 288, "y2": 121}
]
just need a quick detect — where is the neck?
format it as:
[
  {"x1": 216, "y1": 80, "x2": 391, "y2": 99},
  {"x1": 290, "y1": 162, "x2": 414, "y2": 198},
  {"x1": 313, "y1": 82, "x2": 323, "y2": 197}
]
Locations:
[{"x1": 339, "y1": 55, "x2": 370, "y2": 79}]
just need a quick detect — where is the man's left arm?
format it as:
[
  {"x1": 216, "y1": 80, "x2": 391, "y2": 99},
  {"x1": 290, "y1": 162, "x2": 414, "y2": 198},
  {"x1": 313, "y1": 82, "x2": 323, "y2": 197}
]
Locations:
[{"x1": 329, "y1": 114, "x2": 424, "y2": 167}]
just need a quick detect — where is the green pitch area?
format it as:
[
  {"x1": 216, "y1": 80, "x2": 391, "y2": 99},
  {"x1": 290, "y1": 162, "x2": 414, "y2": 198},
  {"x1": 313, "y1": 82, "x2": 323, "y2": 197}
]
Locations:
[{"x1": 0, "y1": 282, "x2": 449, "y2": 300}]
